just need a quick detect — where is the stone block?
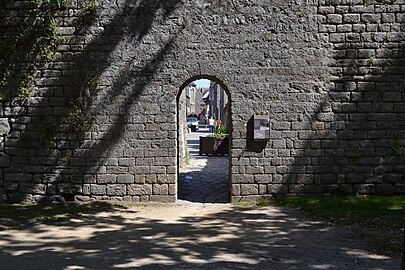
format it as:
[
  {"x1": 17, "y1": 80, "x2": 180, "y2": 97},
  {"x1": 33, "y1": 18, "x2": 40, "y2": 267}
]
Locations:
[
  {"x1": 0, "y1": 118, "x2": 10, "y2": 135},
  {"x1": 9, "y1": 193, "x2": 33, "y2": 203},
  {"x1": 117, "y1": 174, "x2": 134, "y2": 184},
  {"x1": 4, "y1": 182, "x2": 18, "y2": 191},
  {"x1": 0, "y1": 155, "x2": 10, "y2": 168},
  {"x1": 394, "y1": 184, "x2": 405, "y2": 194},
  {"x1": 304, "y1": 185, "x2": 322, "y2": 194},
  {"x1": 287, "y1": 183, "x2": 304, "y2": 193},
  {"x1": 57, "y1": 184, "x2": 83, "y2": 194},
  {"x1": 0, "y1": 190, "x2": 7, "y2": 202},
  {"x1": 90, "y1": 184, "x2": 106, "y2": 195},
  {"x1": 343, "y1": 14, "x2": 360, "y2": 23},
  {"x1": 354, "y1": 184, "x2": 375, "y2": 194},
  {"x1": 232, "y1": 184, "x2": 240, "y2": 195},
  {"x1": 157, "y1": 174, "x2": 175, "y2": 184},
  {"x1": 97, "y1": 174, "x2": 117, "y2": 184},
  {"x1": 19, "y1": 183, "x2": 46, "y2": 195},
  {"x1": 5, "y1": 173, "x2": 31, "y2": 182},
  {"x1": 296, "y1": 174, "x2": 314, "y2": 184},
  {"x1": 327, "y1": 14, "x2": 342, "y2": 24},
  {"x1": 233, "y1": 174, "x2": 254, "y2": 184},
  {"x1": 84, "y1": 175, "x2": 97, "y2": 184},
  {"x1": 376, "y1": 184, "x2": 393, "y2": 196},
  {"x1": 107, "y1": 184, "x2": 126, "y2": 196},
  {"x1": 240, "y1": 184, "x2": 258, "y2": 195},
  {"x1": 385, "y1": 174, "x2": 403, "y2": 184},
  {"x1": 361, "y1": 14, "x2": 380, "y2": 23},
  {"x1": 153, "y1": 184, "x2": 168, "y2": 195},
  {"x1": 168, "y1": 184, "x2": 176, "y2": 195},
  {"x1": 83, "y1": 184, "x2": 91, "y2": 195},
  {"x1": 42, "y1": 174, "x2": 62, "y2": 183},
  {"x1": 128, "y1": 184, "x2": 152, "y2": 195},
  {"x1": 267, "y1": 184, "x2": 288, "y2": 194},
  {"x1": 254, "y1": 174, "x2": 272, "y2": 184},
  {"x1": 258, "y1": 184, "x2": 267, "y2": 195}
]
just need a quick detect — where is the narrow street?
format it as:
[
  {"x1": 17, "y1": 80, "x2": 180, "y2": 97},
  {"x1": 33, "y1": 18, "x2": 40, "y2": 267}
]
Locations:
[{"x1": 178, "y1": 126, "x2": 230, "y2": 203}]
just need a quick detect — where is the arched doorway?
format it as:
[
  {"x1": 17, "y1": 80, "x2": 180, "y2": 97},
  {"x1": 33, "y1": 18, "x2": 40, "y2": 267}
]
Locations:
[{"x1": 176, "y1": 76, "x2": 231, "y2": 203}]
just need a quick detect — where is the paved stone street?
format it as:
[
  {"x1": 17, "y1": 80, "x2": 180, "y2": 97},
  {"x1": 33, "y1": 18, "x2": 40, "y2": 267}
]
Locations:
[{"x1": 179, "y1": 127, "x2": 230, "y2": 203}]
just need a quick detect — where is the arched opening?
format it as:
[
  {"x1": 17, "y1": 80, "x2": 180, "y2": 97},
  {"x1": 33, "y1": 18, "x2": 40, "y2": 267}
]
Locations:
[{"x1": 176, "y1": 75, "x2": 231, "y2": 203}]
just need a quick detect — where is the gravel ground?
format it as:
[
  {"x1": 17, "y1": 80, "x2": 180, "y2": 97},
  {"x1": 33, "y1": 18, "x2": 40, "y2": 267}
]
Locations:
[{"x1": 0, "y1": 202, "x2": 401, "y2": 270}]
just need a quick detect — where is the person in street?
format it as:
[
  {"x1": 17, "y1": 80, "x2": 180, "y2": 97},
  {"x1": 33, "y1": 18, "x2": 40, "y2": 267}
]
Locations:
[{"x1": 209, "y1": 117, "x2": 215, "y2": 133}]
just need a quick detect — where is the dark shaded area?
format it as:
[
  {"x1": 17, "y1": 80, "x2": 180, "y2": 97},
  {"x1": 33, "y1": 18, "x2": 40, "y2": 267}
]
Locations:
[
  {"x1": 0, "y1": 0, "x2": 65, "y2": 96},
  {"x1": 0, "y1": 0, "x2": 183, "y2": 202},
  {"x1": 402, "y1": 229, "x2": 405, "y2": 270},
  {"x1": 199, "y1": 136, "x2": 229, "y2": 156},
  {"x1": 0, "y1": 205, "x2": 399, "y2": 269},
  {"x1": 245, "y1": 115, "x2": 268, "y2": 153},
  {"x1": 0, "y1": 202, "x2": 124, "y2": 229}
]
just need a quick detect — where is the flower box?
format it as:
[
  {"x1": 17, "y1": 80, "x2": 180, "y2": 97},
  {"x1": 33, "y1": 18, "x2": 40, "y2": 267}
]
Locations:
[{"x1": 199, "y1": 136, "x2": 229, "y2": 156}]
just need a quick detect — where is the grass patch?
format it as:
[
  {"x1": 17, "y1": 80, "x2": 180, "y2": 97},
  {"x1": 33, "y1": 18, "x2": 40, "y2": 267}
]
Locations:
[
  {"x1": 232, "y1": 199, "x2": 271, "y2": 207},
  {"x1": 185, "y1": 149, "x2": 190, "y2": 165},
  {"x1": 272, "y1": 195, "x2": 405, "y2": 231},
  {"x1": 0, "y1": 202, "x2": 122, "y2": 229},
  {"x1": 272, "y1": 195, "x2": 405, "y2": 256}
]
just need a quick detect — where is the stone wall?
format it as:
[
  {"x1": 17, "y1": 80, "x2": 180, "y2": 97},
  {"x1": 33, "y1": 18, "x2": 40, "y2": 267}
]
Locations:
[{"x1": 0, "y1": 0, "x2": 404, "y2": 203}]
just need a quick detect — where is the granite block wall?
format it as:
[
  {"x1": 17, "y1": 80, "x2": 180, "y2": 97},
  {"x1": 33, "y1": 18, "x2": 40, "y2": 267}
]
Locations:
[{"x1": 0, "y1": 0, "x2": 404, "y2": 203}]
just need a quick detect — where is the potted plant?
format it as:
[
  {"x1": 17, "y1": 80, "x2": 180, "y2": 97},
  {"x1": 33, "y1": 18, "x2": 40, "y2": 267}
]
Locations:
[{"x1": 199, "y1": 124, "x2": 229, "y2": 155}]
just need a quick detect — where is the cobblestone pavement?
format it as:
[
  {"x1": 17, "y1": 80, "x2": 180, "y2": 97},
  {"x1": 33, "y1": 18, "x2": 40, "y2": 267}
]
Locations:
[{"x1": 179, "y1": 127, "x2": 230, "y2": 203}]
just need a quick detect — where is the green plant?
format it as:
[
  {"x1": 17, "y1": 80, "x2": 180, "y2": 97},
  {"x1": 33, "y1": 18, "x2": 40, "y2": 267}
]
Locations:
[
  {"x1": 30, "y1": 0, "x2": 66, "y2": 10},
  {"x1": 232, "y1": 198, "x2": 271, "y2": 207},
  {"x1": 1, "y1": 129, "x2": 11, "y2": 138},
  {"x1": 391, "y1": 139, "x2": 402, "y2": 157},
  {"x1": 184, "y1": 149, "x2": 190, "y2": 165},
  {"x1": 81, "y1": 0, "x2": 98, "y2": 16},
  {"x1": 207, "y1": 124, "x2": 228, "y2": 138},
  {"x1": 367, "y1": 55, "x2": 376, "y2": 66},
  {"x1": 0, "y1": 0, "x2": 66, "y2": 97},
  {"x1": 365, "y1": 0, "x2": 374, "y2": 6},
  {"x1": 59, "y1": 105, "x2": 95, "y2": 134},
  {"x1": 18, "y1": 73, "x2": 35, "y2": 99},
  {"x1": 37, "y1": 121, "x2": 58, "y2": 142}
]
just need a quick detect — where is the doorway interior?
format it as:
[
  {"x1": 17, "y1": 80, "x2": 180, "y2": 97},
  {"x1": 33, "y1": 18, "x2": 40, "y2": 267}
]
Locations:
[{"x1": 176, "y1": 76, "x2": 231, "y2": 203}]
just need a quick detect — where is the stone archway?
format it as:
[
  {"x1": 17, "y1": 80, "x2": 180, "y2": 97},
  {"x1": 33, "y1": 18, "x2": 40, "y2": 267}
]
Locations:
[{"x1": 176, "y1": 75, "x2": 232, "y2": 203}]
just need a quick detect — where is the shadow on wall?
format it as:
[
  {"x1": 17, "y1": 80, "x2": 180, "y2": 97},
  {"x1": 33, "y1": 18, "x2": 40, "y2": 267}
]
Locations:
[
  {"x1": 245, "y1": 115, "x2": 268, "y2": 153},
  {"x1": 281, "y1": 10, "x2": 405, "y2": 195},
  {"x1": 0, "y1": 0, "x2": 183, "y2": 202},
  {"x1": 0, "y1": 205, "x2": 399, "y2": 269}
]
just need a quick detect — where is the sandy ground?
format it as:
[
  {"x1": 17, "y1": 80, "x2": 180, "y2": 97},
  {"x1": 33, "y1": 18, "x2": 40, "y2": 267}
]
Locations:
[{"x1": 0, "y1": 201, "x2": 401, "y2": 270}]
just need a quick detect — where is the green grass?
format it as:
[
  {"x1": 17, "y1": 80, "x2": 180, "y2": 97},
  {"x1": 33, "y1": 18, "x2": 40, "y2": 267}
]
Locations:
[
  {"x1": 272, "y1": 195, "x2": 405, "y2": 231},
  {"x1": 0, "y1": 202, "x2": 120, "y2": 229},
  {"x1": 232, "y1": 199, "x2": 272, "y2": 207},
  {"x1": 272, "y1": 195, "x2": 405, "y2": 256}
]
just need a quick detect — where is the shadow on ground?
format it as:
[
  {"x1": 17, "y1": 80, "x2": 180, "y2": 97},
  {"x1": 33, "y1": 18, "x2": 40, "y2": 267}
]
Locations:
[{"x1": 0, "y1": 204, "x2": 399, "y2": 270}]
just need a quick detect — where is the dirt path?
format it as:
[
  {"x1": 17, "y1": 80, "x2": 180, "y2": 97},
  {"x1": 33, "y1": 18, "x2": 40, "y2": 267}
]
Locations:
[{"x1": 0, "y1": 202, "x2": 400, "y2": 269}]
